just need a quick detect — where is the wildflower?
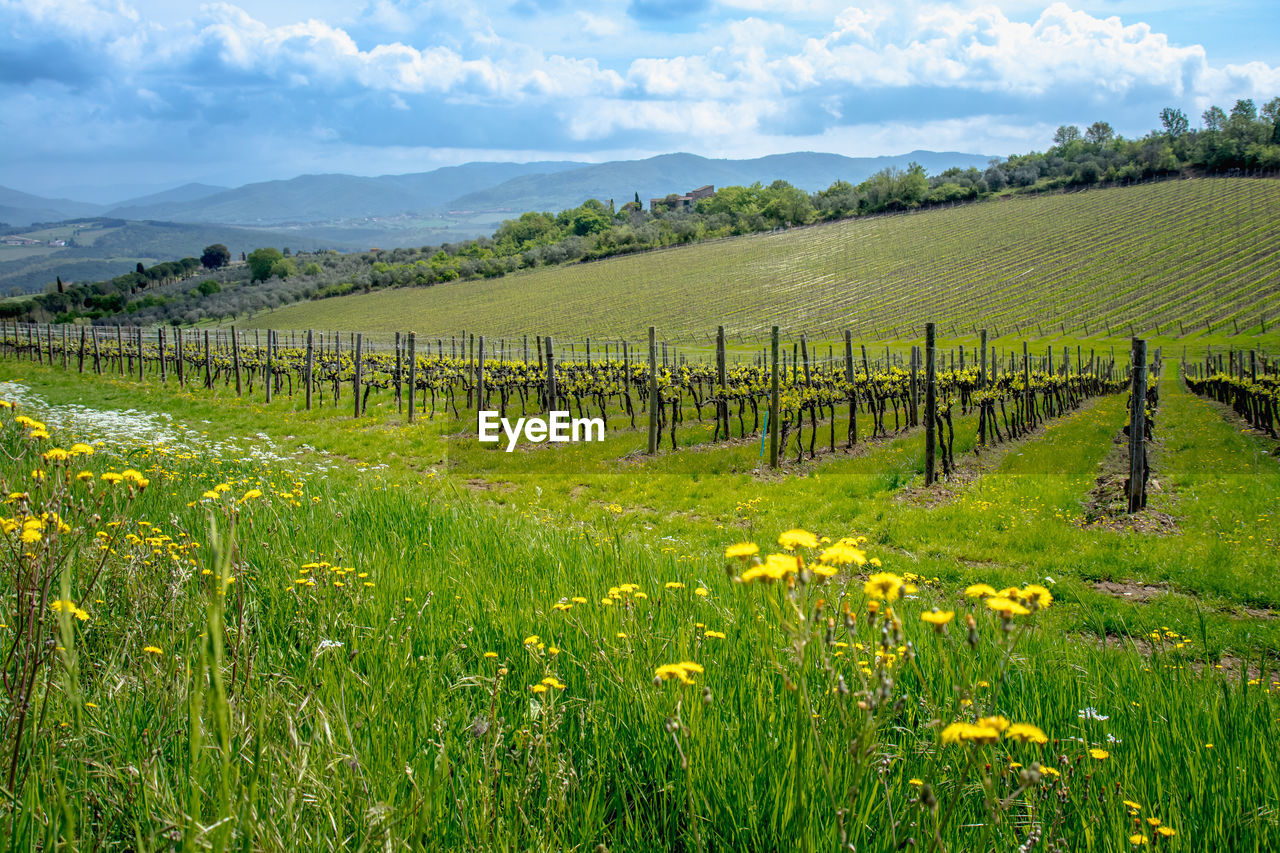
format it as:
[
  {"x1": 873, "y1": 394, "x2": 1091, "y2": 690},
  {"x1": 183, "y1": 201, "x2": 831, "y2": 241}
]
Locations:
[
  {"x1": 941, "y1": 722, "x2": 1001, "y2": 744},
  {"x1": 1005, "y1": 723, "x2": 1049, "y2": 744},
  {"x1": 864, "y1": 572, "x2": 905, "y2": 601},
  {"x1": 69, "y1": 443, "x2": 94, "y2": 456},
  {"x1": 1089, "y1": 748, "x2": 1110, "y2": 760},
  {"x1": 694, "y1": 587, "x2": 708, "y2": 597},
  {"x1": 1123, "y1": 800, "x2": 1142, "y2": 813},
  {"x1": 777, "y1": 529, "x2": 818, "y2": 550},
  {"x1": 1040, "y1": 765, "x2": 1060, "y2": 778},
  {"x1": 142, "y1": 646, "x2": 163, "y2": 655},
  {"x1": 1019, "y1": 584, "x2": 1053, "y2": 608},
  {"x1": 724, "y1": 542, "x2": 759, "y2": 559},
  {"x1": 202, "y1": 490, "x2": 220, "y2": 500},
  {"x1": 1155, "y1": 827, "x2": 1176, "y2": 837},
  {"x1": 908, "y1": 778, "x2": 923, "y2": 787},
  {"x1": 239, "y1": 489, "x2": 262, "y2": 502},
  {"x1": 978, "y1": 716, "x2": 1010, "y2": 733},
  {"x1": 43, "y1": 448, "x2": 70, "y2": 463},
  {"x1": 705, "y1": 630, "x2": 726, "y2": 639},
  {"x1": 541, "y1": 677, "x2": 565, "y2": 689},
  {"x1": 739, "y1": 553, "x2": 799, "y2": 583},
  {"x1": 1079, "y1": 707, "x2": 1110, "y2": 721},
  {"x1": 964, "y1": 583, "x2": 997, "y2": 598},
  {"x1": 665, "y1": 581, "x2": 685, "y2": 589},
  {"x1": 530, "y1": 684, "x2": 548, "y2": 694},
  {"x1": 483, "y1": 652, "x2": 498, "y2": 659},
  {"x1": 985, "y1": 596, "x2": 1031, "y2": 616},
  {"x1": 921, "y1": 610, "x2": 954, "y2": 628},
  {"x1": 820, "y1": 540, "x2": 867, "y2": 566},
  {"x1": 571, "y1": 596, "x2": 588, "y2": 604},
  {"x1": 653, "y1": 661, "x2": 704, "y2": 686},
  {"x1": 522, "y1": 635, "x2": 540, "y2": 646},
  {"x1": 1129, "y1": 835, "x2": 1147, "y2": 846}
]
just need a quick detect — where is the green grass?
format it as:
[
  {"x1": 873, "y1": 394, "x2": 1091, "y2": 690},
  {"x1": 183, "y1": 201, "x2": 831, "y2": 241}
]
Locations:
[
  {"x1": 1, "y1": 346, "x2": 1278, "y2": 849},
  {"x1": 246, "y1": 179, "x2": 1280, "y2": 343}
]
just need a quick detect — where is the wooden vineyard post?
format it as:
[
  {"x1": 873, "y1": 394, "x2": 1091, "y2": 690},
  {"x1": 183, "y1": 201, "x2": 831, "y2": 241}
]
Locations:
[
  {"x1": 232, "y1": 327, "x2": 242, "y2": 396},
  {"x1": 769, "y1": 326, "x2": 780, "y2": 469},
  {"x1": 545, "y1": 336, "x2": 556, "y2": 412},
  {"x1": 925, "y1": 323, "x2": 937, "y2": 485},
  {"x1": 92, "y1": 328, "x2": 101, "y2": 374},
  {"x1": 158, "y1": 327, "x2": 166, "y2": 384},
  {"x1": 306, "y1": 330, "x2": 315, "y2": 411},
  {"x1": 78, "y1": 327, "x2": 86, "y2": 373},
  {"x1": 1127, "y1": 338, "x2": 1148, "y2": 513},
  {"x1": 979, "y1": 329, "x2": 988, "y2": 444},
  {"x1": 716, "y1": 326, "x2": 727, "y2": 441},
  {"x1": 61, "y1": 325, "x2": 68, "y2": 371},
  {"x1": 136, "y1": 327, "x2": 144, "y2": 381},
  {"x1": 406, "y1": 332, "x2": 416, "y2": 424},
  {"x1": 116, "y1": 326, "x2": 124, "y2": 376},
  {"x1": 477, "y1": 336, "x2": 486, "y2": 415},
  {"x1": 647, "y1": 327, "x2": 659, "y2": 455},
  {"x1": 910, "y1": 346, "x2": 919, "y2": 427},
  {"x1": 204, "y1": 331, "x2": 213, "y2": 390},
  {"x1": 845, "y1": 331, "x2": 856, "y2": 447},
  {"x1": 1021, "y1": 341, "x2": 1030, "y2": 431},
  {"x1": 353, "y1": 333, "x2": 363, "y2": 418},
  {"x1": 264, "y1": 331, "x2": 272, "y2": 402},
  {"x1": 175, "y1": 329, "x2": 183, "y2": 385},
  {"x1": 395, "y1": 332, "x2": 403, "y2": 413}
]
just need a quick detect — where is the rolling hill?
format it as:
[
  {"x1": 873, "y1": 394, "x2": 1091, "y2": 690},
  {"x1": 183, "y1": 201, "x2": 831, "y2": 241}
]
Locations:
[
  {"x1": 243, "y1": 178, "x2": 1280, "y2": 342},
  {"x1": 447, "y1": 151, "x2": 995, "y2": 214}
]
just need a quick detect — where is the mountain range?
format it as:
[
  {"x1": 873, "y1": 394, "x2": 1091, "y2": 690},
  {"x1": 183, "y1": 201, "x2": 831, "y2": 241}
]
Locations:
[{"x1": 3, "y1": 150, "x2": 994, "y2": 230}]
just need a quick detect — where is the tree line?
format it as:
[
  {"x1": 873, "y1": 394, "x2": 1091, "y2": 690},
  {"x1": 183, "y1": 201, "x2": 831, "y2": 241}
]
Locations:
[{"x1": 6, "y1": 98, "x2": 1279, "y2": 327}]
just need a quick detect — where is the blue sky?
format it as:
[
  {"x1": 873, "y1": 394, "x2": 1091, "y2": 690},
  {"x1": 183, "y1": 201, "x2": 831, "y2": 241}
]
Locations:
[{"x1": 2, "y1": 0, "x2": 1277, "y2": 201}]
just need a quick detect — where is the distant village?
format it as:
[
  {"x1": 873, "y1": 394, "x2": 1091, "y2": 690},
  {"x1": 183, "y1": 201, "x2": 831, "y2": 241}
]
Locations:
[{"x1": 2, "y1": 235, "x2": 66, "y2": 247}]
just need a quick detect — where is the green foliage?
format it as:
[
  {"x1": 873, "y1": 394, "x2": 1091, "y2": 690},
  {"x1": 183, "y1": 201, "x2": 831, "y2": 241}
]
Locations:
[
  {"x1": 247, "y1": 248, "x2": 283, "y2": 282},
  {"x1": 201, "y1": 243, "x2": 230, "y2": 269}
]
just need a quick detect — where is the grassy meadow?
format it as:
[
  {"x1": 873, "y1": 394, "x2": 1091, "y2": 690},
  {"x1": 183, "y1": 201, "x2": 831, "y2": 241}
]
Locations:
[{"x1": 0, "y1": 328, "x2": 1277, "y2": 850}]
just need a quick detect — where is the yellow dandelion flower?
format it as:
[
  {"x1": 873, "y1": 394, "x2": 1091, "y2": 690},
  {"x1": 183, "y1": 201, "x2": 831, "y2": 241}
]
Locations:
[
  {"x1": 724, "y1": 542, "x2": 759, "y2": 559},
  {"x1": 921, "y1": 610, "x2": 954, "y2": 627},
  {"x1": 1089, "y1": 748, "x2": 1110, "y2": 760},
  {"x1": 1005, "y1": 723, "x2": 1048, "y2": 744},
  {"x1": 777, "y1": 529, "x2": 818, "y2": 550},
  {"x1": 864, "y1": 572, "x2": 905, "y2": 601}
]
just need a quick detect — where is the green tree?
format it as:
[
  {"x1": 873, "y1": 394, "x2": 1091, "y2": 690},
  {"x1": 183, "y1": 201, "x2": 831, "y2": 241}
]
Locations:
[
  {"x1": 201, "y1": 243, "x2": 231, "y2": 269},
  {"x1": 247, "y1": 247, "x2": 283, "y2": 282},
  {"x1": 1202, "y1": 105, "x2": 1227, "y2": 131},
  {"x1": 1052, "y1": 125, "x2": 1081, "y2": 146},
  {"x1": 1159, "y1": 107, "x2": 1189, "y2": 137},
  {"x1": 1085, "y1": 121, "x2": 1114, "y2": 146},
  {"x1": 269, "y1": 258, "x2": 296, "y2": 280}
]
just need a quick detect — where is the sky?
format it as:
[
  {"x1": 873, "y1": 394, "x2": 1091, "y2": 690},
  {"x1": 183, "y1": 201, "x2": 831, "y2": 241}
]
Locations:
[{"x1": 2, "y1": 0, "x2": 1277, "y2": 202}]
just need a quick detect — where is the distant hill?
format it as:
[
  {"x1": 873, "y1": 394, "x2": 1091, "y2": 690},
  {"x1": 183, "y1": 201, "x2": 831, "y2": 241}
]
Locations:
[
  {"x1": 107, "y1": 183, "x2": 230, "y2": 217},
  {"x1": 105, "y1": 161, "x2": 586, "y2": 225},
  {"x1": 0, "y1": 219, "x2": 357, "y2": 294},
  {"x1": 0, "y1": 187, "x2": 105, "y2": 227},
  {"x1": 445, "y1": 151, "x2": 996, "y2": 213}
]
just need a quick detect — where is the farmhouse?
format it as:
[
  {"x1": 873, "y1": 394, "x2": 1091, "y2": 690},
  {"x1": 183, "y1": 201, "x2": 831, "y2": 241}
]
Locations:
[{"x1": 649, "y1": 184, "x2": 714, "y2": 213}]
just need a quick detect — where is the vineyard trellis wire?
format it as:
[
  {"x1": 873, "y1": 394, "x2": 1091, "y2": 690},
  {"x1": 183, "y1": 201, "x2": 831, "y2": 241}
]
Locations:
[{"x1": 0, "y1": 320, "x2": 1171, "y2": 487}]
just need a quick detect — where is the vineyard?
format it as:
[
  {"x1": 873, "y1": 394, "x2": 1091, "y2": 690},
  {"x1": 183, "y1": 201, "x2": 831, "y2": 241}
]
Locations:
[
  {"x1": 0, "y1": 306, "x2": 1278, "y2": 850},
  {"x1": 248, "y1": 178, "x2": 1280, "y2": 341}
]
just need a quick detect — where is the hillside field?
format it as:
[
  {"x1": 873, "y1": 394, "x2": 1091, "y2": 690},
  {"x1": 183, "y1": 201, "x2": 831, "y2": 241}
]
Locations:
[
  {"x1": 0, "y1": 178, "x2": 1278, "y2": 850},
  {"x1": 249, "y1": 178, "x2": 1280, "y2": 342}
]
